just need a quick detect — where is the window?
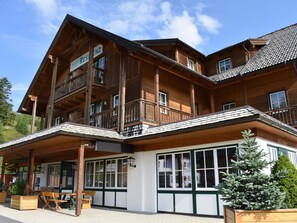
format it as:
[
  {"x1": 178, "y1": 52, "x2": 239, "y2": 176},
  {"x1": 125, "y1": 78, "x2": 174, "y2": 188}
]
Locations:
[
  {"x1": 94, "y1": 57, "x2": 105, "y2": 84},
  {"x1": 47, "y1": 164, "x2": 60, "y2": 187},
  {"x1": 195, "y1": 147, "x2": 237, "y2": 189},
  {"x1": 157, "y1": 152, "x2": 191, "y2": 189},
  {"x1": 269, "y1": 90, "x2": 287, "y2": 110},
  {"x1": 268, "y1": 145, "x2": 297, "y2": 168},
  {"x1": 105, "y1": 158, "x2": 127, "y2": 188},
  {"x1": 113, "y1": 94, "x2": 119, "y2": 116},
  {"x1": 187, "y1": 58, "x2": 196, "y2": 71},
  {"x1": 222, "y1": 102, "x2": 236, "y2": 111},
  {"x1": 55, "y1": 117, "x2": 60, "y2": 126},
  {"x1": 85, "y1": 160, "x2": 104, "y2": 188},
  {"x1": 218, "y1": 58, "x2": 232, "y2": 73},
  {"x1": 159, "y1": 91, "x2": 168, "y2": 114}
]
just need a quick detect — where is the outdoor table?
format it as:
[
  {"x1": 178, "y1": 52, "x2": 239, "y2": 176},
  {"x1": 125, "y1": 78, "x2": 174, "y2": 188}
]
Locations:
[{"x1": 59, "y1": 192, "x2": 85, "y2": 210}]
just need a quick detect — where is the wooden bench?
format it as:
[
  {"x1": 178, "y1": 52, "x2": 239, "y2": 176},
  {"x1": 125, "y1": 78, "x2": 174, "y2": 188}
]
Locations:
[
  {"x1": 41, "y1": 191, "x2": 68, "y2": 210},
  {"x1": 82, "y1": 191, "x2": 96, "y2": 209}
]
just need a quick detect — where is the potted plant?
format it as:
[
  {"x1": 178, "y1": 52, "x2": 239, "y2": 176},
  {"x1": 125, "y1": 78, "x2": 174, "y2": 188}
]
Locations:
[
  {"x1": 219, "y1": 130, "x2": 297, "y2": 223},
  {"x1": 0, "y1": 179, "x2": 6, "y2": 203},
  {"x1": 10, "y1": 179, "x2": 38, "y2": 210}
]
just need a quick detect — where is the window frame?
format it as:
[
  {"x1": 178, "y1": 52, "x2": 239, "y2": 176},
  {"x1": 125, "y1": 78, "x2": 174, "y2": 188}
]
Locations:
[
  {"x1": 194, "y1": 146, "x2": 237, "y2": 190},
  {"x1": 85, "y1": 160, "x2": 105, "y2": 188},
  {"x1": 112, "y1": 93, "x2": 119, "y2": 116},
  {"x1": 218, "y1": 58, "x2": 232, "y2": 73},
  {"x1": 157, "y1": 151, "x2": 192, "y2": 190},
  {"x1": 159, "y1": 91, "x2": 168, "y2": 114},
  {"x1": 187, "y1": 58, "x2": 196, "y2": 71},
  {"x1": 105, "y1": 158, "x2": 128, "y2": 189},
  {"x1": 269, "y1": 90, "x2": 288, "y2": 110},
  {"x1": 222, "y1": 102, "x2": 236, "y2": 111},
  {"x1": 47, "y1": 164, "x2": 61, "y2": 188}
]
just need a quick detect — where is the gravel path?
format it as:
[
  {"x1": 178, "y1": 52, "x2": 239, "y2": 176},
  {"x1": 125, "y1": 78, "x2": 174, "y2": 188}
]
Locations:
[{"x1": 0, "y1": 202, "x2": 224, "y2": 223}]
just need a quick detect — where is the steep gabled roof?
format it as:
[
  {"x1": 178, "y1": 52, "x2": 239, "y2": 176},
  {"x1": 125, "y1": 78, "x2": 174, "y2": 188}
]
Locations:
[{"x1": 209, "y1": 23, "x2": 297, "y2": 82}]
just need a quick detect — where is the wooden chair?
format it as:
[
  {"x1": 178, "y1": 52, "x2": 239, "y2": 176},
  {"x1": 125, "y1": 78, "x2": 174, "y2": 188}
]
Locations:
[
  {"x1": 41, "y1": 191, "x2": 68, "y2": 210},
  {"x1": 81, "y1": 191, "x2": 96, "y2": 209}
]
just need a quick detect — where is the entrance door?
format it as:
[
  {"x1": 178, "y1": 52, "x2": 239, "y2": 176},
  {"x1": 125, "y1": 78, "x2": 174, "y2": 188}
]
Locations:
[{"x1": 59, "y1": 161, "x2": 75, "y2": 192}]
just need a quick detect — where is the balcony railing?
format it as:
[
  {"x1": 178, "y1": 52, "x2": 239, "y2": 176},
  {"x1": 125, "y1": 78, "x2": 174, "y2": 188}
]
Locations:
[
  {"x1": 89, "y1": 99, "x2": 193, "y2": 128},
  {"x1": 54, "y1": 70, "x2": 105, "y2": 100},
  {"x1": 266, "y1": 106, "x2": 297, "y2": 126},
  {"x1": 55, "y1": 73, "x2": 87, "y2": 100}
]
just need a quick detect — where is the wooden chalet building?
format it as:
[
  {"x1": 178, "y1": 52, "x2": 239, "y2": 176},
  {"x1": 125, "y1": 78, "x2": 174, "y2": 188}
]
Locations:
[{"x1": 1, "y1": 15, "x2": 297, "y2": 217}]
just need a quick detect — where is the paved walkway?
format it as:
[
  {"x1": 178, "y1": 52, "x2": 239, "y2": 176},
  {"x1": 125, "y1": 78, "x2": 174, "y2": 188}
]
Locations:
[{"x1": 0, "y1": 202, "x2": 224, "y2": 223}]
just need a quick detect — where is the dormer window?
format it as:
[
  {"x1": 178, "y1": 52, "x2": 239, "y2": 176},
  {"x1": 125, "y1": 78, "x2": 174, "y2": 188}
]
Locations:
[
  {"x1": 218, "y1": 58, "x2": 232, "y2": 73},
  {"x1": 187, "y1": 58, "x2": 196, "y2": 71}
]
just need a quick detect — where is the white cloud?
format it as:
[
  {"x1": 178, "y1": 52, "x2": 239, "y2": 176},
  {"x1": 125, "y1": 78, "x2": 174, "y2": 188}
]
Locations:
[
  {"x1": 11, "y1": 83, "x2": 29, "y2": 92},
  {"x1": 25, "y1": 0, "x2": 58, "y2": 18},
  {"x1": 159, "y1": 11, "x2": 203, "y2": 47},
  {"x1": 197, "y1": 14, "x2": 221, "y2": 34}
]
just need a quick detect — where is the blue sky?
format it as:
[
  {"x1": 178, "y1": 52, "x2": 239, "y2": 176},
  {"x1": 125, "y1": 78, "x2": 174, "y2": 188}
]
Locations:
[{"x1": 1, "y1": 0, "x2": 297, "y2": 111}]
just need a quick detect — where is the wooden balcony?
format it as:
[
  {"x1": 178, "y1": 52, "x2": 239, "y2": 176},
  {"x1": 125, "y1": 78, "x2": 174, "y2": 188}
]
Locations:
[
  {"x1": 54, "y1": 70, "x2": 105, "y2": 101},
  {"x1": 266, "y1": 106, "x2": 297, "y2": 127},
  {"x1": 89, "y1": 99, "x2": 193, "y2": 128}
]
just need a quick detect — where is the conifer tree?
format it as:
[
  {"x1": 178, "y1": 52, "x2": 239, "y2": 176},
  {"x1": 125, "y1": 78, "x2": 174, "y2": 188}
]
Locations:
[
  {"x1": 219, "y1": 130, "x2": 285, "y2": 210},
  {"x1": 272, "y1": 155, "x2": 297, "y2": 208}
]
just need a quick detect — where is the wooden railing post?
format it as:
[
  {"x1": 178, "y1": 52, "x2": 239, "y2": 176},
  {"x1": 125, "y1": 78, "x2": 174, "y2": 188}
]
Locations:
[{"x1": 118, "y1": 53, "x2": 127, "y2": 133}]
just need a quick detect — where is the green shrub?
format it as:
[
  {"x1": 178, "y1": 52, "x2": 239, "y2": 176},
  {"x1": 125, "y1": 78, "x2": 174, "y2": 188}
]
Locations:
[
  {"x1": 10, "y1": 179, "x2": 27, "y2": 195},
  {"x1": 272, "y1": 155, "x2": 297, "y2": 208}
]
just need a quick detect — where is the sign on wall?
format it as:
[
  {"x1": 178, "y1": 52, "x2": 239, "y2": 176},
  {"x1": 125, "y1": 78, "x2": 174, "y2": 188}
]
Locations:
[{"x1": 70, "y1": 44, "x2": 103, "y2": 72}]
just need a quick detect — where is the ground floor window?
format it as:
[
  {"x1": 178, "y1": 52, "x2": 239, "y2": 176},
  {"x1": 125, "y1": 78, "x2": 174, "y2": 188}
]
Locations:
[
  {"x1": 268, "y1": 145, "x2": 297, "y2": 167},
  {"x1": 157, "y1": 152, "x2": 191, "y2": 189},
  {"x1": 47, "y1": 164, "x2": 60, "y2": 187},
  {"x1": 85, "y1": 157, "x2": 127, "y2": 189}
]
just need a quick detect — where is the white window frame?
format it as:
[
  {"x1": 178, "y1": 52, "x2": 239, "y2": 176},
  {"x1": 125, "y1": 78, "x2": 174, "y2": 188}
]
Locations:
[
  {"x1": 157, "y1": 151, "x2": 192, "y2": 190},
  {"x1": 55, "y1": 117, "x2": 60, "y2": 126},
  {"x1": 85, "y1": 160, "x2": 104, "y2": 188},
  {"x1": 222, "y1": 102, "x2": 236, "y2": 111},
  {"x1": 269, "y1": 90, "x2": 288, "y2": 110},
  {"x1": 105, "y1": 158, "x2": 128, "y2": 189},
  {"x1": 187, "y1": 58, "x2": 196, "y2": 71},
  {"x1": 195, "y1": 146, "x2": 237, "y2": 190},
  {"x1": 47, "y1": 164, "x2": 60, "y2": 188},
  {"x1": 113, "y1": 94, "x2": 119, "y2": 116},
  {"x1": 159, "y1": 91, "x2": 168, "y2": 114},
  {"x1": 218, "y1": 58, "x2": 232, "y2": 73}
]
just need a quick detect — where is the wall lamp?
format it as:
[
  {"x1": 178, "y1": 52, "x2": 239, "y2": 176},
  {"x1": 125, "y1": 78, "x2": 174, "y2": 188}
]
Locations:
[{"x1": 127, "y1": 157, "x2": 136, "y2": 168}]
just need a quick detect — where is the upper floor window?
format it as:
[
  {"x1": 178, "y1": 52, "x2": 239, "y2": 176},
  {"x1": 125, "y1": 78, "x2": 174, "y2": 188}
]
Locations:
[
  {"x1": 113, "y1": 94, "x2": 119, "y2": 116},
  {"x1": 218, "y1": 58, "x2": 232, "y2": 73},
  {"x1": 55, "y1": 117, "x2": 60, "y2": 126},
  {"x1": 222, "y1": 102, "x2": 236, "y2": 111},
  {"x1": 187, "y1": 58, "x2": 196, "y2": 71},
  {"x1": 94, "y1": 57, "x2": 105, "y2": 84},
  {"x1": 269, "y1": 90, "x2": 287, "y2": 110},
  {"x1": 159, "y1": 91, "x2": 168, "y2": 114}
]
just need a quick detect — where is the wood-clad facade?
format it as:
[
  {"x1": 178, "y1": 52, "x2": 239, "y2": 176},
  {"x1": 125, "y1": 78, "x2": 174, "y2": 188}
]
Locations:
[{"x1": 1, "y1": 15, "x2": 297, "y2": 217}]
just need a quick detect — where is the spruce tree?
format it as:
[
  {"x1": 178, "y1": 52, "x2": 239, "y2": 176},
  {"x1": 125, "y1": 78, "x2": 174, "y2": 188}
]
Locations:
[
  {"x1": 219, "y1": 130, "x2": 285, "y2": 210},
  {"x1": 272, "y1": 155, "x2": 297, "y2": 208}
]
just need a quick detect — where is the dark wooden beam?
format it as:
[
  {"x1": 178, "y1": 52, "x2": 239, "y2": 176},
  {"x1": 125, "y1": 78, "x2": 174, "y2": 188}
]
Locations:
[
  {"x1": 24, "y1": 150, "x2": 35, "y2": 195},
  {"x1": 48, "y1": 57, "x2": 59, "y2": 128},
  {"x1": 1, "y1": 158, "x2": 5, "y2": 182},
  {"x1": 154, "y1": 67, "x2": 160, "y2": 123},
  {"x1": 29, "y1": 95, "x2": 37, "y2": 133},
  {"x1": 75, "y1": 143, "x2": 84, "y2": 216},
  {"x1": 210, "y1": 89, "x2": 215, "y2": 113},
  {"x1": 118, "y1": 53, "x2": 127, "y2": 133}
]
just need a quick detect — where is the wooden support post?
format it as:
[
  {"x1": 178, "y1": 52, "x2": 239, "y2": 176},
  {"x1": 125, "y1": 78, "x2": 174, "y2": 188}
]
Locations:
[
  {"x1": 40, "y1": 113, "x2": 44, "y2": 130},
  {"x1": 76, "y1": 143, "x2": 85, "y2": 216},
  {"x1": 84, "y1": 40, "x2": 94, "y2": 125},
  {"x1": 48, "y1": 57, "x2": 59, "y2": 128},
  {"x1": 210, "y1": 90, "x2": 215, "y2": 113},
  {"x1": 29, "y1": 95, "x2": 37, "y2": 133},
  {"x1": 1, "y1": 158, "x2": 5, "y2": 182},
  {"x1": 154, "y1": 67, "x2": 160, "y2": 123},
  {"x1": 118, "y1": 53, "x2": 127, "y2": 133},
  {"x1": 24, "y1": 150, "x2": 35, "y2": 195},
  {"x1": 190, "y1": 81, "x2": 195, "y2": 116},
  {"x1": 242, "y1": 79, "x2": 248, "y2": 105}
]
